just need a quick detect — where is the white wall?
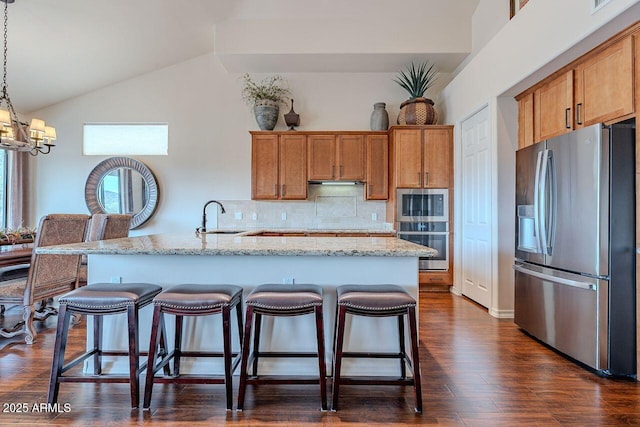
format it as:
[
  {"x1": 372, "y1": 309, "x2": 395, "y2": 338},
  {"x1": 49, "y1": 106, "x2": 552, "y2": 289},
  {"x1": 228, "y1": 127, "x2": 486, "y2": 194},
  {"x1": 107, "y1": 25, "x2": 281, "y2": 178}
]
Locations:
[
  {"x1": 29, "y1": 53, "x2": 419, "y2": 234},
  {"x1": 440, "y1": 0, "x2": 640, "y2": 315},
  {"x1": 453, "y1": 0, "x2": 510, "y2": 75}
]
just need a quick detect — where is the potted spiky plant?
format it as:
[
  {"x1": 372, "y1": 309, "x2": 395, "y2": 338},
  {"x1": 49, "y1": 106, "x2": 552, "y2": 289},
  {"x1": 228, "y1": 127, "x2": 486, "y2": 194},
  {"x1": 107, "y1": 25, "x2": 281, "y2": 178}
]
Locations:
[{"x1": 394, "y1": 61, "x2": 438, "y2": 125}]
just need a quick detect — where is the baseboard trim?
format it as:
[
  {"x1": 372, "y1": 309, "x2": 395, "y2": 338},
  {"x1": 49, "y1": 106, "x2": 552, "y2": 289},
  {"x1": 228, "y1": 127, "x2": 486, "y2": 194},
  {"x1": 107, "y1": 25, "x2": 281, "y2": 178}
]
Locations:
[{"x1": 489, "y1": 308, "x2": 515, "y2": 319}]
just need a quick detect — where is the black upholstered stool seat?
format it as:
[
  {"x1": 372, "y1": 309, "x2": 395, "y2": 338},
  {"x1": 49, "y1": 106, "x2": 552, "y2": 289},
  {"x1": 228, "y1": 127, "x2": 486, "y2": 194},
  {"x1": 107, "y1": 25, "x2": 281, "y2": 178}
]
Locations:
[
  {"x1": 48, "y1": 282, "x2": 163, "y2": 409},
  {"x1": 143, "y1": 284, "x2": 244, "y2": 411},
  {"x1": 332, "y1": 284, "x2": 422, "y2": 413},
  {"x1": 59, "y1": 282, "x2": 162, "y2": 312},
  {"x1": 245, "y1": 283, "x2": 323, "y2": 310},
  {"x1": 237, "y1": 284, "x2": 327, "y2": 411},
  {"x1": 336, "y1": 285, "x2": 416, "y2": 312},
  {"x1": 152, "y1": 284, "x2": 243, "y2": 311}
]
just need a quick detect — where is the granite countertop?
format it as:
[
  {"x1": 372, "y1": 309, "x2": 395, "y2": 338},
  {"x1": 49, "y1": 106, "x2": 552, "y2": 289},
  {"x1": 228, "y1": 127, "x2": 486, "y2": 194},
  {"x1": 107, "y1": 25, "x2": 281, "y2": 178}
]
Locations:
[
  {"x1": 36, "y1": 232, "x2": 437, "y2": 258},
  {"x1": 229, "y1": 228, "x2": 397, "y2": 236}
]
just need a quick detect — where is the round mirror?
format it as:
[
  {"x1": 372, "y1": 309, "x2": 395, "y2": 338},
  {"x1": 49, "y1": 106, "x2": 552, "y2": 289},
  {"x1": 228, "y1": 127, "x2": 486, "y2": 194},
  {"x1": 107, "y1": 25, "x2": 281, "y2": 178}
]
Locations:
[{"x1": 85, "y1": 157, "x2": 159, "y2": 229}]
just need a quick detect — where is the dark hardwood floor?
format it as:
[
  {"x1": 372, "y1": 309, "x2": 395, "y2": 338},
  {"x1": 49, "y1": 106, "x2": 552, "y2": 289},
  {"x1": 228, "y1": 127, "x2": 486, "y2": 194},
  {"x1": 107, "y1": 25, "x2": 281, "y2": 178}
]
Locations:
[{"x1": 1, "y1": 292, "x2": 640, "y2": 426}]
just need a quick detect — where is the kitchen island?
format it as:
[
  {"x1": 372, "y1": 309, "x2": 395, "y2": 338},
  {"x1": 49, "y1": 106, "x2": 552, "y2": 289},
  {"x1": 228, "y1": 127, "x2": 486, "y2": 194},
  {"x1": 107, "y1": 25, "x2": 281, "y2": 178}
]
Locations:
[{"x1": 38, "y1": 232, "x2": 436, "y2": 375}]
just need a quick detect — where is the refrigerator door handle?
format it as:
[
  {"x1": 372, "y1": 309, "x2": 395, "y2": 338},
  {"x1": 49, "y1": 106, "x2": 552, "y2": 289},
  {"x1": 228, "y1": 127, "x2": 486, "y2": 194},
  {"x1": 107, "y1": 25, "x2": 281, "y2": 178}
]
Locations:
[
  {"x1": 538, "y1": 150, "x2": 550, "y2": 255},
  {"x1": 545, "y1": 150, "x2": 556, "y2": 255},
  {"x1": 513, "y1": 264, "x2": 596, "y2": 291},
  {"x1": 533, "y1": 150, "x2": 544, "y2": 253}
]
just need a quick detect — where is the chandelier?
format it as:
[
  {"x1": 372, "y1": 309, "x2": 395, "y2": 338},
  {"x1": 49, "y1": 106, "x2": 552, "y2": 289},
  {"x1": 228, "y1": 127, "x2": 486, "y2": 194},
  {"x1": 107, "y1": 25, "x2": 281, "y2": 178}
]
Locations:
[{"x1": 0, "y1": 0, "x2": 55, "y2": 156}]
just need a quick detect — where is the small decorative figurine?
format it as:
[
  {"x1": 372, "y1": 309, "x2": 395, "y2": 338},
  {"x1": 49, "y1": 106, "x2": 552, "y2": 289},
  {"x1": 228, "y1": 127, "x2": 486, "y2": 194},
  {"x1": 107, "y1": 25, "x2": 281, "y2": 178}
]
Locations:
[{"x1": 284, "y1": 99, "x2": 300, "y2": 130}]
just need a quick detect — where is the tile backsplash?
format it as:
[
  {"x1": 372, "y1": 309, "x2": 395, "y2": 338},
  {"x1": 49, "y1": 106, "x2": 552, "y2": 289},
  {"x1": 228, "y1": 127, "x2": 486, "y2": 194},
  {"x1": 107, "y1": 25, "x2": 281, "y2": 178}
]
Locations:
[{"x1": 215, "y1": 184, "x2": 390, "y2": 230}]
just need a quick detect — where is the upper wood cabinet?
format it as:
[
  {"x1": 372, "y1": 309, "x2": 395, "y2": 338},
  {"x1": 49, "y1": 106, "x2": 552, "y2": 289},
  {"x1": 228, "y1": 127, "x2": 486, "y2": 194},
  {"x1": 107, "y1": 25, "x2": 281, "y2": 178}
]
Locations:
[
  {"x1": 391, "y1": 126, "x2": 452, "y2": 189},
  {"x1": 574, "y1": 36, "x2": 634, "y2": 128},
  {"x1": 517, "y1": 29, "x2": 637, "y2": 149},
  {"x1": 394, "y1": 129, "x2": 422, "y2": 188},
  {"x1": 307, "y1": 134, "x2": 365, "y2": 181},
  {"x1": 251, "y1": 134, "x2": 307, "y2": 200},
  {"x1": 307, "y1": 135, "x2": 335, "y2": 180},
  {"x1": 365, "y1": 134, "x2": 388, "y2": 200},
  {"x1": 251, "y1": 131, "x2": 388, "y2": 201},
  {"x1": 423, "y1": 128, "x2": 452, "y2": 188},
  {"x1": 517, "y1": 92, "x2": 534, "y2": 149},
  {"x1": 534, "y1": 70, "x2": 573, "y2": 142}
]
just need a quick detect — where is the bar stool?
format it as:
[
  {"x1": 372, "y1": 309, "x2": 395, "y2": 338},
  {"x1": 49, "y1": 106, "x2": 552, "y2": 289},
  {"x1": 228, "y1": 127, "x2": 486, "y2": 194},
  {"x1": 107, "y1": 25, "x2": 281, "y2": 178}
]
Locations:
[
  {"x1": 332, "y1": 284, "x2": 422, "y2": 413},
  {"x1": 143, "y1": 284, "x2": 244, "y2": 411},
  {"x1": 47, "y1": 282, "x2": 163, "y2": 408},
  {"x1": 237, "y1": 284, "x2": 327, "y2": 411}
]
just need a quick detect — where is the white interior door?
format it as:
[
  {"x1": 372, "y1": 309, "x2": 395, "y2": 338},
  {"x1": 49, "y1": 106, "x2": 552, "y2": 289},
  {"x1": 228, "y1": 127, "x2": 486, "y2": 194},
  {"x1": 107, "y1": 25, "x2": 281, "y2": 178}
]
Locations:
[{"x1": 461, "y1": 106, "x2": 492, "y2": 308}]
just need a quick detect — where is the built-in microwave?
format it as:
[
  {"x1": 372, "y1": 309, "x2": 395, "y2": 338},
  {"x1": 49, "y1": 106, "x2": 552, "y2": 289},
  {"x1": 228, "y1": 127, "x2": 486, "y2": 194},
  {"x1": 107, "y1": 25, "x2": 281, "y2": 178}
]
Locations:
[{"x1": 397, "y1": 189, "x2": 448, "y2": 222}]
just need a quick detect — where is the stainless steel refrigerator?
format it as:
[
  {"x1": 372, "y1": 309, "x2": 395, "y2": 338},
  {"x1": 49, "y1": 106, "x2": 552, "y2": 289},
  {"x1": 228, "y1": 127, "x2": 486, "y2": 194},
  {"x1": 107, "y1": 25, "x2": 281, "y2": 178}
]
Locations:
[{"x1": 514, "y1": 120, "x2": 636, "y2": 377}]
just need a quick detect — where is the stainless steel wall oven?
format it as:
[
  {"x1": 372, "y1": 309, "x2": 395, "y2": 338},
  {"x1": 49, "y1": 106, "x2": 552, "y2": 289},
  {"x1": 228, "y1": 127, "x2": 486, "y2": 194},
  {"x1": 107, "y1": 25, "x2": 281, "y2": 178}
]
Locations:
[{"x1": 396, "y1": 189, "x2": 449, "y2": 271}]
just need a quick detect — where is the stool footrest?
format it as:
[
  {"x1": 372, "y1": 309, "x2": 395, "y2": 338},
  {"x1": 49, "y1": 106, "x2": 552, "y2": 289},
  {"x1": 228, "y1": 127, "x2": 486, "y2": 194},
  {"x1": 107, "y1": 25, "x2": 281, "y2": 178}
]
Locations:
[
  {"x1": 252, "y1": 351, "x2": 319, "y2": 358},
  {"x1": 178, "y1": 350, "x2": 240, "y2": 358},
  {"x1": 245, "y1": 375, "x2": 323, "y2": 385},
  {"x1": 60, "y1": 349, "x2": 99, "y2": 374},
  {"x1": 150, "y1": 375, "x2": 228, "y2": 384},
  {"x1": 341, "y1": 351, "x2": 407, "y2": 359},
  {"x1": 336, "y1": 376, "x2": 415, "y2": 386},
  {"x1": 58, "y1": 375, "x2": 139, "y2": 384}
]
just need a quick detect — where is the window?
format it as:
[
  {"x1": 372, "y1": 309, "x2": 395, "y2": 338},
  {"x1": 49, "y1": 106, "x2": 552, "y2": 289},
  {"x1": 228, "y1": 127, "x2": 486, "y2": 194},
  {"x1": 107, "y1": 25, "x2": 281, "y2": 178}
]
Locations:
[
  {"x1": 83, "y1": 123, "x2": 169, "y2": 156},
  {"x1": 592, "y1": 0, "x2": 612, "y2": 13}
]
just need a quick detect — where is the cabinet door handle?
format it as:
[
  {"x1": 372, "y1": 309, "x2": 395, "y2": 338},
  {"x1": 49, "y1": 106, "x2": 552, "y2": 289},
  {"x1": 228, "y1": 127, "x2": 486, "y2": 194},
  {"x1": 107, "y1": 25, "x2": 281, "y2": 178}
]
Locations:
[
  {"x1": 418, "y1": 171, "x2": 422, "y2": 186},
  {"x1": 576, "y1": 103, "x2": 583, "y2": 125},
  {"x1": 281, "y1": 184, "x2": 285, "y2": 196},
  {"x1": 274, "y1": 184, "x2": 278, "y2": 197},
  {"x1": 339, "y1": 165, "x2": 343, "y2": 178},
  {"x1": 331, "y1": 165, "x2": 335, "y2": 179},
  {"x1": 425, "y1": 172, "x2": 429, "y2": 186},
  {"x1": 565, "y1": 108, "x2": 571, "y2": 129}
]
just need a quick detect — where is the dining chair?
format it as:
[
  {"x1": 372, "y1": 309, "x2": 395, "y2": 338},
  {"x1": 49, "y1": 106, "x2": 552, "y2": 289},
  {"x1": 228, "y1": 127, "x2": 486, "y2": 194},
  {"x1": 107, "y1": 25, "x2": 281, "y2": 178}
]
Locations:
[
  {"x1": 77, "y1": 214, "x2": 131, "y2": 287},
  {"x1": 0, "y1": 214, "x2": 90, "y2": 344}
]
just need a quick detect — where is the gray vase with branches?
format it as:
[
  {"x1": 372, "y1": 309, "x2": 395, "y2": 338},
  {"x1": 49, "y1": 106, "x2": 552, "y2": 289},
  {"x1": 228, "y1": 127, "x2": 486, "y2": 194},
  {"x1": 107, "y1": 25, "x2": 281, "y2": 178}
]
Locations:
[{"x1": 241, "y1": 74, "x2": 291, "y2": 130}]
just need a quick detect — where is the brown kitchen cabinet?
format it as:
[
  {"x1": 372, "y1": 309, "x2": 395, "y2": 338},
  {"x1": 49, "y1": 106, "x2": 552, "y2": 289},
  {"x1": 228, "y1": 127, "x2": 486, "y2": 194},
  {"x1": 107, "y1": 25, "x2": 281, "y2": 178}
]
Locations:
[
  {"x1": 365, "y1": 134, "x2": 388, "y2": 200},
  {"x1": 251, "y1": 133, "x2": 307, "y2": 200},
  {"x1": 574, "y1": 36, "x2": 634, "y2": 128},
  {"x1": 307, "y1": 134, "x2": 365, "y2": 181},
  {"x1": 534, "y1": 70, "x2": 574, "y2": 142},
  {"x1": 517, "y1": 92, "x2": 534, "y2": 149},
  {"x1": 388, "y1": 125, "x2": 454, "y2": 288},
  {"x1": 517, "y1": 32, "x2": 636, "y2": 148},
  {"x1": 391, "y1": 126, "x2": 452, "y2": 189}
]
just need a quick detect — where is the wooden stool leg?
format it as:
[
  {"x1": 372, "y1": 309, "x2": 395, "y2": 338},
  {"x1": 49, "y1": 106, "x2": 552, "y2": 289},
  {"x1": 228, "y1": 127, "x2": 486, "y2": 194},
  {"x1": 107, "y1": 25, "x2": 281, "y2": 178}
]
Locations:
[
  {"x1": 174, "y1": 315, "x2": 183, "y2": 375},
  {"x1": 398, "y1": 314, "x2": 407, "y2": 379},
  {"x1": 236, "y1": 299, "x2": 244, "y2": 353},
  {"x1": 222, "y1": 306, "x2": 233, "y2": 410},
  {"x1": 127, "y1": 305, "x2": 140, "y2": 408},
  {"x1": 251, "y1": 312, "x2": 262, "y2": 376},
  {"x1": 407, "y1": 306, "x2": 423, "y2": 414},
  {"x1": 93, "y1": 314, "x2": 103, "y2": 375},
  {"x1": 158, "y1": 313, "x2": 171, "y2": 376},
  {"x1": 237, "y1": 306, "x2": 254, "y2": 411},
  {"x1": 331, "y1": 305, "x2": 347, "y2": 411},
  {"x1": 315, "y1": 304, "x2": 327, "y2": 411},
  {"x1": 47, "y1": 304, "x2": 71, "y2": 404},
  {"x1": 143, "y1": 305, "x2": 163, "y2": 409}
]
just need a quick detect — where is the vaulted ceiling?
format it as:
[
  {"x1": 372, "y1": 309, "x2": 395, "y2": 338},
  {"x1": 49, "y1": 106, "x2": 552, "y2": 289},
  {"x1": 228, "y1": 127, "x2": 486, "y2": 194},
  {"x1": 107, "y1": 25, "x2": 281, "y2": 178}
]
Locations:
[{"x1": 6, "y1": 0, "x2": 480, "y2": 113}]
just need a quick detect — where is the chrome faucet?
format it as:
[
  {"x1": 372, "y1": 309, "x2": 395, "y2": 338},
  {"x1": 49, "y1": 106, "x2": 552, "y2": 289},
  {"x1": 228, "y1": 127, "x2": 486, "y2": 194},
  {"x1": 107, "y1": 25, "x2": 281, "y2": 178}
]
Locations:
[{"x1": 200, "y1": 200, "x2": 226, "y2": 233}]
